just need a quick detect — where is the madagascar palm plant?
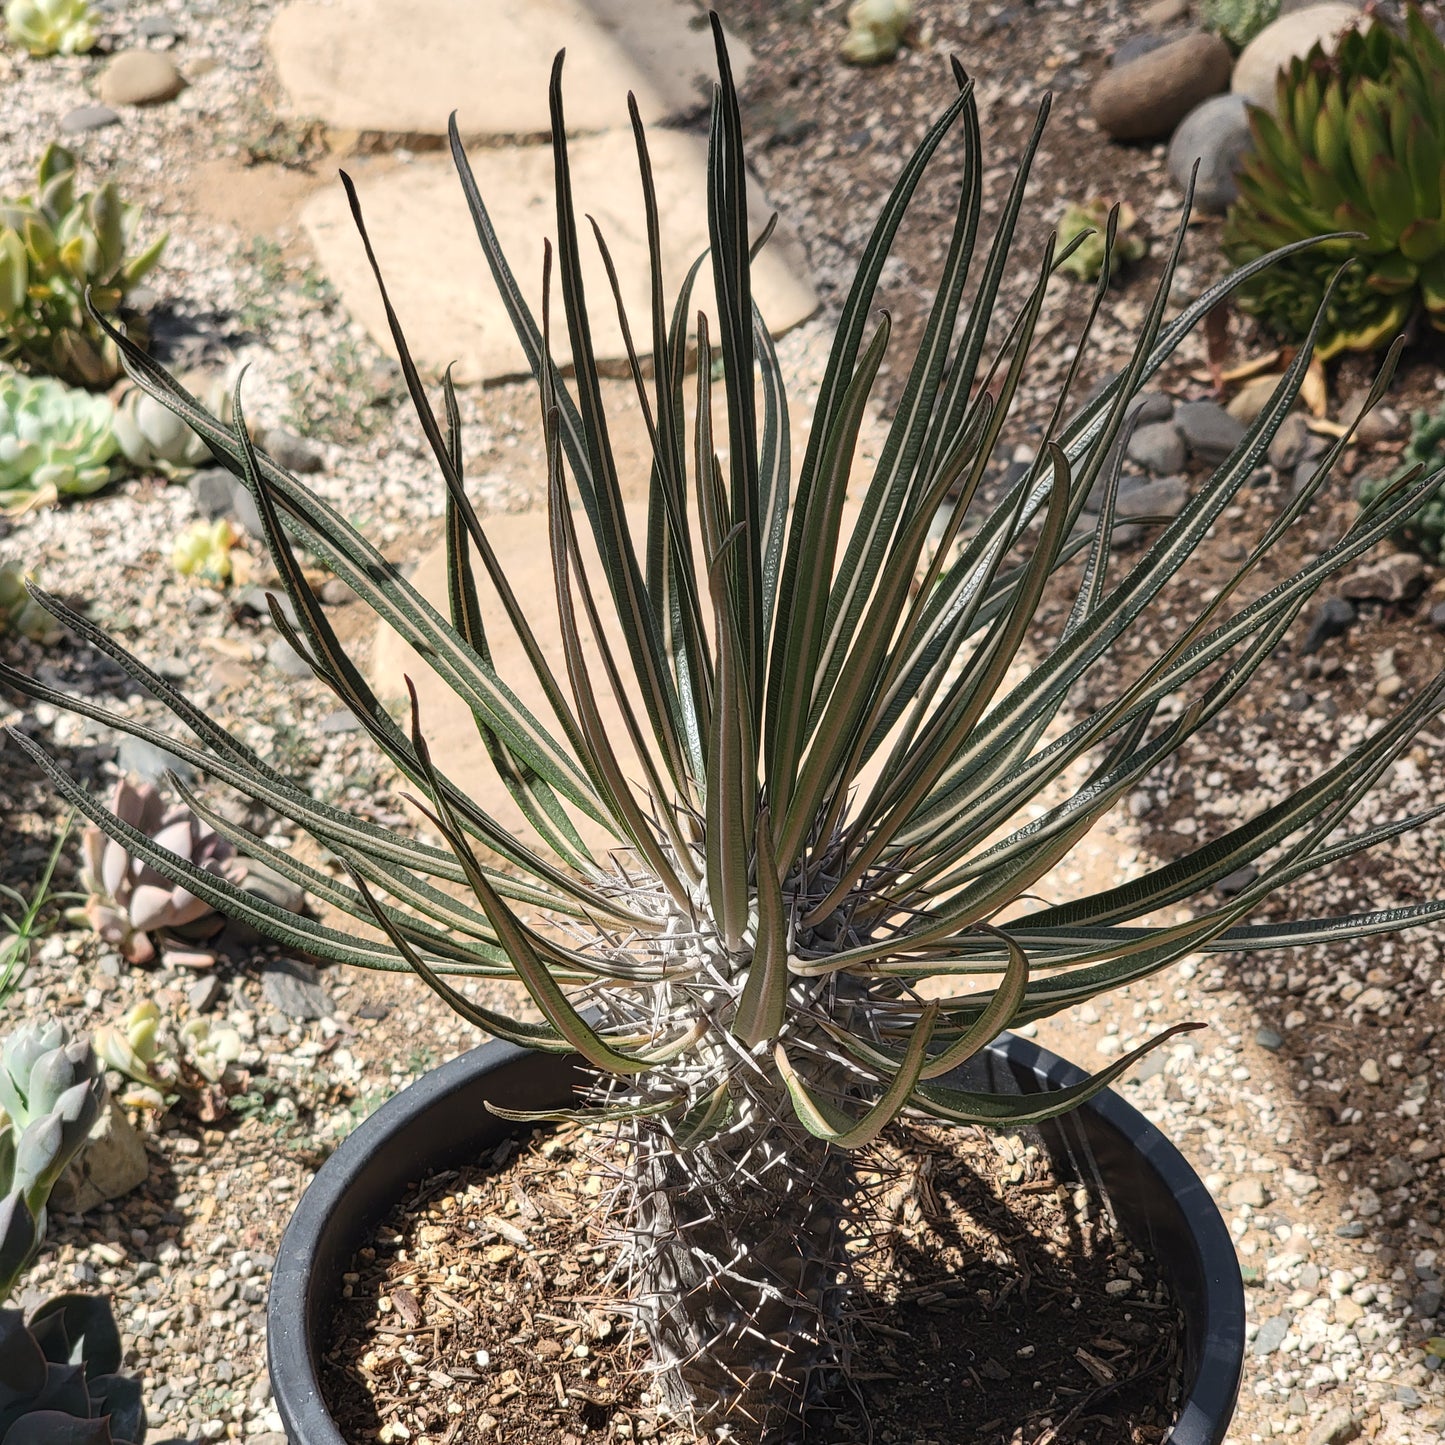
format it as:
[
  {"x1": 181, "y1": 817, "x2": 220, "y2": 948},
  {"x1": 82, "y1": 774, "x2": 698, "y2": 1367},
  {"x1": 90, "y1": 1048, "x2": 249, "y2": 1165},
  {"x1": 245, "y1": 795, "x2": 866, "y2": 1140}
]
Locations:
[{"x1": 6, "y1": 17, "x2": 1445, "y2": 1440}]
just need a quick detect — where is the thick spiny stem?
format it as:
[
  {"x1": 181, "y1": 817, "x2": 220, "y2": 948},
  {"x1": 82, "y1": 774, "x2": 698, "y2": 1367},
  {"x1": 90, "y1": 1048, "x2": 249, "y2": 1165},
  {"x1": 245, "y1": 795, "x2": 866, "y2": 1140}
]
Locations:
[{"x1": 626, "y1": 1075, "x2": 857, "y2": 1442}]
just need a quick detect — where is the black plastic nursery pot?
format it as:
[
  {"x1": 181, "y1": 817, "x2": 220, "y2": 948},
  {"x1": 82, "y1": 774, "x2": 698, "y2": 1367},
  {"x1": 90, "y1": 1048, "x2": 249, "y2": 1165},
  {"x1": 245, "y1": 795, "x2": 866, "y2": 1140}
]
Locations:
[{"x1": 267, "y1": 1032, "x2": 1245, "y2": 1445}]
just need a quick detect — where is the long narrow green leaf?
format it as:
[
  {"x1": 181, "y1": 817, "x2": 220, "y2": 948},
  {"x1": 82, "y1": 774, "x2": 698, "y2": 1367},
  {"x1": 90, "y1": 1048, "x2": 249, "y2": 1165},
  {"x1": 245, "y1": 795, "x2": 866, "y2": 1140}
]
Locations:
[
  {"x1": 732, "y1": 811, "x2": 789, "y2": 1046},
  {"x1": 402, "y1": 681, "x2": 653, "y2": 1074},
  {"x1": 775, "y1": 1001, "x2": 938, "y2": 1147},
  {"x1": 913, "y1": 1023, "x2": 1202, "y2": 1124}
]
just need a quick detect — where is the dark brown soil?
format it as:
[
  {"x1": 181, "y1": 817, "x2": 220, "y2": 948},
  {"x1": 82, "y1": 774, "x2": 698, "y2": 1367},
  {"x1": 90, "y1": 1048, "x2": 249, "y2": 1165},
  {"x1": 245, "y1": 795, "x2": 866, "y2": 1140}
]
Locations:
[{"x1": 321, "y1": 1119, "x2": 1181, "y2": 1445}]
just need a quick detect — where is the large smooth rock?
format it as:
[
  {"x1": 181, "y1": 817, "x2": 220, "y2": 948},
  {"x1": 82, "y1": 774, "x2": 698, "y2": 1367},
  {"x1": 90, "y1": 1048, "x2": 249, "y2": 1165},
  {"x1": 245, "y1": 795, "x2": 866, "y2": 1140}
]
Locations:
[
  {"x1": 1167, "y1": 93, "x2": 1254, "y2": 212},
  {"x1": 97, "y1": 50, "x2": 187, "y2": 107},
  {"x1": 50, "y1": 1099, "x2": 150, "y2": 1215},
  {"x1": 1232, "y1": 4, "x2": 1367, "y2": 111},
  {"x1": 304, "y1": 134, "x2": 816, "y2": 382},
  {"x1": 1090, "y1": 30, "x2": 1233, "y2": 142},
  {"x1": 269, "y1": 0, "x2": 751, "y2": 140}
]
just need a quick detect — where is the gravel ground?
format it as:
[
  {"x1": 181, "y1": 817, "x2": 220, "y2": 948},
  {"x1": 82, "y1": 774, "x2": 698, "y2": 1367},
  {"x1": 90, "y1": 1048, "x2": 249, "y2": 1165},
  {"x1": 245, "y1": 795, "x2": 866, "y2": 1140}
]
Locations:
[{"x1": 1, "y1": 2, "x2": 1444, "y2": 1443}]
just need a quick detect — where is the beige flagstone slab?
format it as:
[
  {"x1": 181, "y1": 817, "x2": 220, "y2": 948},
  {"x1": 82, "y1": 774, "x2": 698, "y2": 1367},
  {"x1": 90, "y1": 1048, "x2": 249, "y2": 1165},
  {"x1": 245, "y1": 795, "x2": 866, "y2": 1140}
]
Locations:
[
  {"x1": 302, "y1": 132, "x2": 817, "y2": 383},
  {"x1": 268, "y1": 0, "x2": 751, "y2": 140},
  {"x1": 372, "y1": 500, "x2": 654, "y2": 859}
]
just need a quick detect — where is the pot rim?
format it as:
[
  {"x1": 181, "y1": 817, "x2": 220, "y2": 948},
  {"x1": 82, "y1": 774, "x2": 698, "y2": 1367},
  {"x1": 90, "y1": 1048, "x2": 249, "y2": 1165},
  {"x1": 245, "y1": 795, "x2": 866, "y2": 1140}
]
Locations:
[{"x1": 268, "y1": 1031, "x2": 1243, "y2": 1444}]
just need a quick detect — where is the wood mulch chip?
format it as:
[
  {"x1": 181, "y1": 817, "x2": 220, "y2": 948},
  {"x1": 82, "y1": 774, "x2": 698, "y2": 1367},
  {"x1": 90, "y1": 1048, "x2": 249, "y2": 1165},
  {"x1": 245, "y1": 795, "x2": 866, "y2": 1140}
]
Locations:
[{"x1": 322, "y1": 1119, "x2": 1182, "y2": 1445}]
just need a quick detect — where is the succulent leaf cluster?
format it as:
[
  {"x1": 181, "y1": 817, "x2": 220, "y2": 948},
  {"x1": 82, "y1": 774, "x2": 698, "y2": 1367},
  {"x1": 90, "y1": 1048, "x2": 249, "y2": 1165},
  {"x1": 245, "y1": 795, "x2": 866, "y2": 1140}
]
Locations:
[
  {"x1": 1056, "y1": 198, "x2": 1147, "y2": 283},
  {"x1": 1200, "y1": 0, "x2": 1279, "y2": 49},
  {"x1": 1222, "y1": 6, "x2": 1445, "y2": 358},
  {"x1": 0, "y1": 145, "x2": 165, "y2": 389},
  {"x1": 0, "y1": 1022, "x2": 105, "y2": 1301},
  {"x1": 92, "y1": 1003, "x2": 166, "y2": 1101},
  {"x1": 842, "y1": 0, "x2": 912, "y2": 65},
  {"x1": 7, "y1": 20, "x2": 1445, "y2": 1437},
  {"x1": 114, "y1": 373, "x2": 231, "y2": 477},
  {"x1": 0, "y1": 369, "x2": 120, "y2": 513},
  {"x1": 1356, "y1": 404, "x2": 1445, "y2": 559},
  {"x1": 0, "y1": 563, "x2": 63, "y2": 642},
  {"x1": 0, "y1": 1293, "x2": 146, "y2": 1443},
  {"x1": 75, "y1": 780, "x2": 244, "y2": 966},
  {"x1": 171, "y1": 519, "x2": 239, "y2": 584},
  {"x1": 3, "y1": 0, "x2": 98, "y2": 57}
]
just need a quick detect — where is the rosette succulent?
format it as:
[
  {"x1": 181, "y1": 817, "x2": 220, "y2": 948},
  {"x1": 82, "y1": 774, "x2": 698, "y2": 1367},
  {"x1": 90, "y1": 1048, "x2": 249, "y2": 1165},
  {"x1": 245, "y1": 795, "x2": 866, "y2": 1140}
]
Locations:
[
  {"x1": 0, "y1": 1293, "x2": 146, "y2": 1443},
  {"x1": 0, "y1": 370, "x2": 121, "y2": 513},
  {"x1": 1056, "y1": 198, "x2": 1147, "y2": 283},
  {"x1": 3, "y1": 0, "x2": 98, "y2": 57},
  {"x1": 842, "y1": 0, "x2": 912, "y2": 65},
  {"x1": 7, "y1": 20, "x2": 1445, "y2": 1439},
  {"x1": 0, "y1": 1022, "x2": 105, "y2": 1300},
  {"x1": 1356, "y1": 404, "x2": 1445, "y2": 559},
  {"x1": 1222, "y1": 5, "x2": 1445, "y2": 358},
  {"x1": 0, "y1": 145, "x2": 166, "y2": 388},
  {"x1": 74, "y1": 780, "x2": 244, "y2": 966},
  {"x1": 113, "y1": 371, "x2": 232, "y2": 477}
]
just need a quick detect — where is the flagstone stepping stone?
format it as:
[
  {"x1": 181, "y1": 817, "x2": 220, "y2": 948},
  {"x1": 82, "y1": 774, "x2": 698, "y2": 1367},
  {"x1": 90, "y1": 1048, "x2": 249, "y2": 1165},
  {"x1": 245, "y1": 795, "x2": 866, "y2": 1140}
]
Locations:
[
  {"x1": 269, "y1": 0, "x2": 751, "y2": 141},
  {"x1": 370, "y1": 499, "x2": 655, "y2": 856},
  {"x1": 302, "y1": 131, "x2": 817, "y2": 382}
]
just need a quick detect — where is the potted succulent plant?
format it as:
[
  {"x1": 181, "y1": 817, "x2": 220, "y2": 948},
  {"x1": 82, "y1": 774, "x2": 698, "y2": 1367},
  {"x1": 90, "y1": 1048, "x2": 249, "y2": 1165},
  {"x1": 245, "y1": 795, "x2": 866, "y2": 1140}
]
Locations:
[{"x1": 6, "y1": 16, "x2": 1445, "y2": 1442}]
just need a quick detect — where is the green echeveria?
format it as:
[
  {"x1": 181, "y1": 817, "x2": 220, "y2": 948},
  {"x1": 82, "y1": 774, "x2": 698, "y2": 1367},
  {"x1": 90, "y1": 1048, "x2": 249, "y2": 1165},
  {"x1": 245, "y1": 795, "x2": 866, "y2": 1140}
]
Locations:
[
  {"x1": 0, "y1": 143, "x2": 166, "y2": 388},
  {"x1": 1201, "y1": 0, "x2": 1280, "y2": 49},
  {"x1": 0, "y1": 368, "x2": 120, "y2": 512},
  {"x1": 4, "y1": 0, "x2": 98, "y2": 57},
  {"x1": 1357, "y1": 405, "x2": 1445, "y2": 558},
  {"x1": 1222, "y1": 5, "x2": 1445, "y2": 358}
]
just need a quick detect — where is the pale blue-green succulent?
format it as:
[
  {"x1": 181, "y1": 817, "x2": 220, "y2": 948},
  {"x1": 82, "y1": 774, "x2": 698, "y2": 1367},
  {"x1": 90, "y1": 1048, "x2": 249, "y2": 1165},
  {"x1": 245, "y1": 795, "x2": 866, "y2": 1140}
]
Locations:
[
  {"x1": 0, "y1": 369, "x2": 120, "y2": 512},
  {"x1": 0, "y1": 1021, "x2": 106, "y2": 1301},
  {"x1": 114, "y1": 372, "x2": 232, "y2": 478}
]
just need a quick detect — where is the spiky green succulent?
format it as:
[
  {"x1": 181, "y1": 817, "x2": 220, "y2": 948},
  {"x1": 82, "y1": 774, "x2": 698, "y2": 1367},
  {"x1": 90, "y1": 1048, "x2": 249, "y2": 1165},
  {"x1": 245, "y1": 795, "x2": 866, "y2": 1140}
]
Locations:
[
  {"x1": 0, "y1": 1022, "x2": 106, "y2": 1302},
  {"x1": 1056, "y1": 198, "x2": 1147, "y2": 283},
  {"x1": 1222, "y1": 5, "x2": 1445, "y2": 359},
  {"x1": 6, "y1": 20, "x2": 1445, "y2": 1438},
  {"x1": 0, "y1": 145, "x2": 165, "y2": 389},
  {"x1": 0, "y1": 370, "x2": 120, "y2": 513},
  {"x1": 1200, "y1": 0, "x2": 1279, "y2": 50},
  {"x1": 4, "y1": 0, "x2": 98, "y2": 57},
  {"x1": 1357, "y1": 403, "x2": 1445, "y2": 559},
  {"x1": 0, "y1": 1293, "x2": 146, "y2": 1443}
]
